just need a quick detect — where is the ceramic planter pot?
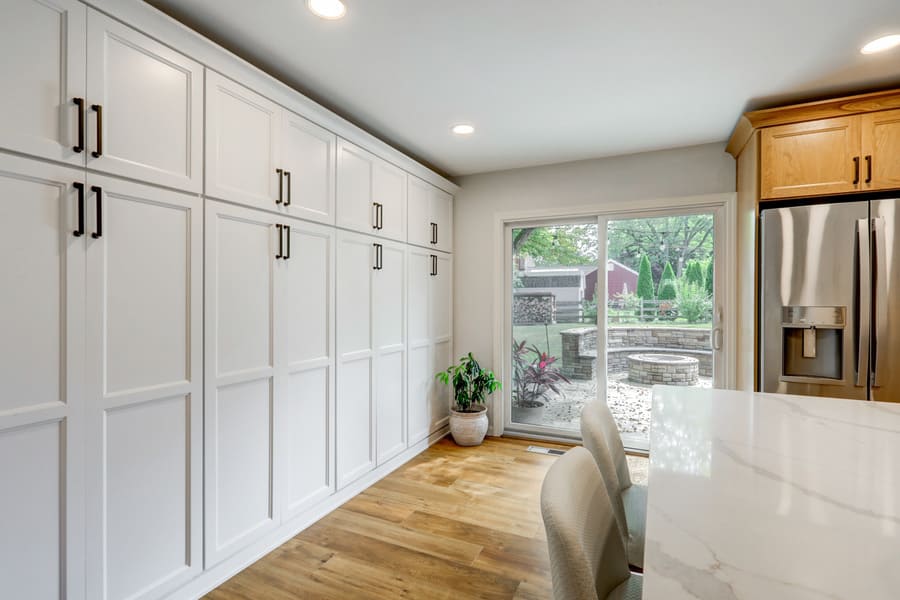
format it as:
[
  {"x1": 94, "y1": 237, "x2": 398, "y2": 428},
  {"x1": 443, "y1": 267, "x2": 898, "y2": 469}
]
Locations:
[
  {"x1": 449, "y1": 404, "x2": 489, "y2": 446},
  {"x1": 511, "y1": 399, "x2": 546, "y2": 425}
]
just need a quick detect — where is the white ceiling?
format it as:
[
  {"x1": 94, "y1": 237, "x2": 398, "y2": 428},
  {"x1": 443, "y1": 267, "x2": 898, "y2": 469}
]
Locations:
[{"x1": 147, "y1": 0, "x2": 900, "y2": 177}]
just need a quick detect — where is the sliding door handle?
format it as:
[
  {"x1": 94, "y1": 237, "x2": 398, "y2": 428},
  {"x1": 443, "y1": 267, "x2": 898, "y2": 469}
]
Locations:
[
  {"x1": 852, "y1": 156, "x2": 860, "y2": 185},
  {"x1": 72, "y1": 98, "x2": 85, "y2": 153},
  {"x1": 865, "y1": 155, "x2": 873, "y2": 184},
  {"x1": 91, "y1": 104, "x2": 102, "y2": 158},
  {"x1": 275, "y1": 224, "x2": 283, "y2": 259},
  {"x1": 73, "y1": 182, "x2": 85, "y2": 237},
  {"x1": 276, "y1": 169, "x2": 284, "y2": 204},
  {"x1": 284, "y1": 171, "x2": 291, "y2": 206},
  {"x1": 90, "y1": 186, "x2": 102, "y2": 239},
  {"x1": 284, "y1": 225, "x2": 291, "y2": 260}
]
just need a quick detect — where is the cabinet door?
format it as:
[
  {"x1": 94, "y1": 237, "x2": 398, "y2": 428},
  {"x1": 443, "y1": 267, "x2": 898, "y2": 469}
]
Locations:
[
  {"x1": 407, "y1": 176, "x2": 432, "y2": 248},
  {"x1": 83, "y1": 176, "x2": 202, "y2": 599},
  {"x1": 282, "y1": 110, "x2": 336, "y2": 224},
  {"x1": 336, "y1": 139, "x2": 377, "y2": 234},
  {"x1": 0, "y1": 156, "x2": 85, "y2": 600},
  {"x1": 204, "y1": 201, "x2": 280, "y2": 566},
  {"x1": 430, "y1": 188, "x2": 453, "y2": 253},
  {"x1": 86, "y1": 10, "x2": 203, "y2": 192},
  {"x1": 374, "y1": 242, "x2": 407, "y2": 464},
  {"x1": 0, "y1": 0, "x2": 85, "y2": 166},
  {"x1": 862, "y1": 109, "x2": 900, "y2": 191},
  {"x1": 373, "y1": 159, "x2": 407, "y2": 242},
  {"x1": 431, "y1": 340, "x2": 452, "y2": 433},
  {"x1": 430, "y1": 253, "x2": 452, "y2": 433},
  {"x1": 760, "y1": 117, "x2": 861, "y2": 199},
  {"x1": 407, "y1": 249, "x2": 432, "y2": 444},
  {"x1": 281, "y1": 219, "x2": 336, "y2": 519},
  {"x1": 206, "y1": 71, "x2": 281, "y2": 210},
  {"x1": 335, "y1": 231, "x2": 376, "y2": 487}
]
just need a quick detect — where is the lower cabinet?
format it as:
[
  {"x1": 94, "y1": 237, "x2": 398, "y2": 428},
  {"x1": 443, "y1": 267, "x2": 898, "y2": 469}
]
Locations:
[
  {"x1": 336, "y1": 231, "x2": 407, "y2": 489},
  {"x1": 204, "y1": 200, "x2": 336, "y2": 566}
]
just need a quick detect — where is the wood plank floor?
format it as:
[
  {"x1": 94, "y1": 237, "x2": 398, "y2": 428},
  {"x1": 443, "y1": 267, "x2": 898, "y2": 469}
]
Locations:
[{"x1": 205, "y1": 436, "x2": 574, "y2": 600}]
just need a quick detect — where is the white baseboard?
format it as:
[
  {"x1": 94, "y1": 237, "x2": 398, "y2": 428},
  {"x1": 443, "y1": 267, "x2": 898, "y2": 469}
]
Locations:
[{"x1": 171, "y1": 426, "x2": 450, "y2": 599}]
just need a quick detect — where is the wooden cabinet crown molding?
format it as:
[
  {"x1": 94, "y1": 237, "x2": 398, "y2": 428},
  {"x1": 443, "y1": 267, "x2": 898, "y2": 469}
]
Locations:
[{"x1": 727, "y1": 88, "x2": 900, "y2": 158}]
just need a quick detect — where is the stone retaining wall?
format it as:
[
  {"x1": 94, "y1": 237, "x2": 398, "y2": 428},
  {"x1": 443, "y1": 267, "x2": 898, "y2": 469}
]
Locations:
[{"x1": 513, "y1": 292, "x2": 556, "y2": 325}]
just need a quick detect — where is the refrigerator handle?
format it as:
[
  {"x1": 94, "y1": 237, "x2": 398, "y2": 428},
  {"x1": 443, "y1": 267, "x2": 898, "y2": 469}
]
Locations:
[
  {"x1": 873, "y1": 217, "x2": 888, "y2": 388},
  {"x1": 856, "y1": 218, "x2": 871, "y2": 388}
]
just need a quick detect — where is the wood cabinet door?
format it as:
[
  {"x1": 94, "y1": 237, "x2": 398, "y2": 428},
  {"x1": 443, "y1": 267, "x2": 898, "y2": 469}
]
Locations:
[
  {"x1": 0, "y1": 0, "x2": 86, "y2": 166},
  {"x1": 0, "y1": 155, "x2": 86, "y2": 600},
  {"x1": 84, "y1": 175, "x2": 202, "y2": 598},
  {"x1": 374, "y1": 241, "x2": 407, "y2": 465},
  {"x1": 760, "y1": 117, "x2": 861, "y2": 199},
  {"x1": 281, "y1": 110, "x2": 336, "y2": 225},
  {"x1": 204, "y1": 201, "x2": 280, "y2": 567},
  {"x1": 335, "y1": 230, "x2": 376, "y2": 488},
  {"x1": 862, "y1": 109, "x2": 900, "y2": 191},
  {"x1": 280, "y1": 218, "x2": 336, "y2": 519},
  {"x1": 86, "y1": 10, "x2": 203, "y2": 192},
  {"x1": 206, "y1": 71, "x2": 281, "y2": 210}
]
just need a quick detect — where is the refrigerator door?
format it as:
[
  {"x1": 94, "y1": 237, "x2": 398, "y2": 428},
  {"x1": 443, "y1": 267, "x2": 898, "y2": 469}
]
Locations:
[
  {"x1": 760, "y1": 201, "x2": 870, "y2": 400},
  {"x1": 870, "y1": 199, "x2": 900, "y2": 403}
]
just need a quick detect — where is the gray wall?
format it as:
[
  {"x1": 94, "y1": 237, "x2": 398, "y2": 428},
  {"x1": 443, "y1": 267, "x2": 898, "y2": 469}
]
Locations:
[{"x1": 453, "y1": 142, "x2": 735, "y2": 371}]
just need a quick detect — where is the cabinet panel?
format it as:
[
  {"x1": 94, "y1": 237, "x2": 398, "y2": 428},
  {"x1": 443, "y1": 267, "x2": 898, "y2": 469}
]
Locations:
[
  {"x1": 0, "y1": 0, "x2": 85, "y2": 165},
  {"x1": 87, "y1": 10, "x2": 203, "y2": 191},
  {"x1": 407, "y1": 177, "x2": 432, "y2": 248},
  {"x1": 432, "y1": 253, "x2": 452, "y2": 341},
  {"x1": 286, "y1": 223, "x2": 332, "y2": 364},
  {"x1": 336, "y1": 140, "x2": 376, "y2": 234},
  {"x1": 206, "y1": 71, "x2": 281, "y2": 209},
  {"x1": 862, "y1": 109, "x2": 900, "y2": 191},
  {"x1": 374, "y1": 243, "x2": 406, "y2": 464},
  {"x1": 373, "y1": 159, "x2": 407, "y2": 242},
  {"x1": 431, "y1": 188, "x2": 453, "y2": 253},
  {"x1": 431, "y1": 341, "x2": 452, "y2": 432},
  {"x1": 336, "y1": 357, "x2": 373, "y2": 488},
  {"x1": 407, "y1": 346, "x2": 432, "y2": 445},
  {"x1": 376, "y1": 350, "x2": 405, "y2": 464},
  {"x1": 761, "y1": 117, "x2": 861, "y2": 199},
  {"x1": 373, "y1": 243, "x2": 406, "y2": 349},
  {"x1": 408, "y1": 250, "x2": 430, "y2": 345},
  {"x1": 285, "y1": 368, "x2": 332, "y2": 515},
  {"x1": 282, "y1": 111, "x2": 336, "y2": 224}
]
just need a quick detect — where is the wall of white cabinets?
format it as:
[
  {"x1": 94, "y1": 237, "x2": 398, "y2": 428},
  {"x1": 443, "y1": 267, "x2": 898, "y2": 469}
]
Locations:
[{"x1": 0, "y1": 1, "x2": 456, "y2": 598}]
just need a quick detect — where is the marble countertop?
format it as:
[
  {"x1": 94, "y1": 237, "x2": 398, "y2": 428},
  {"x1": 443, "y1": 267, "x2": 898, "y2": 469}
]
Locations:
[{"x1": 644, "y1": 387, "x2": 900, "y2": 599}]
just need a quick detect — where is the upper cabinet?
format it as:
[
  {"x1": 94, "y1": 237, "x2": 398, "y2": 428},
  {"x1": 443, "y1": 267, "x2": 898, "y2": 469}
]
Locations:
[
  {"x1": 337, "y1": 140, "x2": 407, "y2": 241},
  {"x1": 282, "y1": 111, "x2": 337, "y2": 224},
  {"x1": 408, "y1": 175, "x2": 453, "y2": 253},
  {"x1": 861, "y1": 109, "x2": 900, "y2": 191}
]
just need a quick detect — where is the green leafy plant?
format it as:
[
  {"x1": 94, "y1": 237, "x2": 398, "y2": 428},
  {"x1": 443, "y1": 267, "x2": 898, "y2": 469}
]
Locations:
[
  {"x1": 636, "y1": 254, "x2": 655, "y2": 301},
  {"x1": 657, "y1": 262, "x2": 677, "y2": 300},
  {"x1": 582, "y1": 298, "x2": 598, "y2": 321},
  {"x1": 677, "y1": 282, "x2": 713, "y2": 324},
  {"x1": 511, "y1": 340, "x2": 570, "y2": 408},
  {"x1": 705, "y1": 260, "x2": 714, "y2": 296},
  {"x1": 435, "y1": 353, "x2": 501, "y2": 413},
  {"x1": 684, "y1": 260, "x2": 704, "y2": 287}
]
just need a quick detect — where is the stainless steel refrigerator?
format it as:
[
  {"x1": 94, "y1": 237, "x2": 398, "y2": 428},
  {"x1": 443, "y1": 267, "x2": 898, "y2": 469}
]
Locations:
[{"x1": 760, "y1": 199, "x2": 899, "y2": 402}]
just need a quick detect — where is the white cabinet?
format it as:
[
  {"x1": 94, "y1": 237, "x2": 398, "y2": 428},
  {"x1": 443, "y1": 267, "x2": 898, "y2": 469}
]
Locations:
[
  {"x1": 83, "y1": 175, "x2": 203, "y2": 599},
  {"x1": 0, "y1": 0, "x2": 86, "y2": 166},
  {"x1": 337, "y1": 139, "x2": 407, "y2": 241},
  {"x1": 408, "y1": 175, "x2": 453, "y2": 253},
  {"x1": 408, "y1": 249, "x2": 453, "y2": 443},
  {"x1": 336, "y1": 231, "x2": 407, "y2": 488},
  {"x1": 0, "y1": 155, "x2": 85, "y2": 600},
  {"x1": 282, "y1": 110, "x2": 337, "y2": 225}
]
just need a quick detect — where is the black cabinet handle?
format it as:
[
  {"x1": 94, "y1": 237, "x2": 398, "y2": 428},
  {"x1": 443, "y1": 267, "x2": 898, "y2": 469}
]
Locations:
[
  {"x1": 73, "y1": 98, "x2": 85, "y2": 153},
  {"x1": 377, "y1": 203, "x2": 383, "y2": 230},
  {"x1": 275, "y1": 224, "x2": 283, "y2": 258},
  {"x1": 853, "y1": 156, "x2": 860, "y2": 185},
  {"x1": 91, "y1": 104, "x2": 103, "y2": 158},
  {"x1": 373, "y1": 243, "x2": 383, "y2": 270},
  {"x1": 284, "y1": 225, "x2": 291, "y2": 259},
  {"x1": 430, "y1": 222, "x2": 438, "y2": 244},
  {"x1": 284, "y1": 171, "x2": 291, "y2": 206},
  {"x1": 90, "y1": 186, "x2": 102, "y2": 239},
  {"x1": 372, "y1": 202, "x2": 383, "y2": 230},
  {"x1": 73, "y1": 182, "x2": 85, "y2": 237},
  {"x1": 430, "y1": 254, "x2": 438, "y2": 276},
  {"x1": 276, "y1": 169, "x2": 284, "y2": 204},
  {"x1": 865, "y1": 155, "x2": 873, "y2": 184}
]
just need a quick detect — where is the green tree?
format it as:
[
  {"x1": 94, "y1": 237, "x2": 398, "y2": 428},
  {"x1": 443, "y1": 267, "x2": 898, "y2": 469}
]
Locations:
[
  {"x1": 607, "y1": 215, "x2": 714, "y2": 281},
  {"x1": 684, "y1": 261, "x2": 704, "y2": 287},
  {"x1": 513, "y1": 225, "x2": 598, "y2": 266},
  {"x1": 636, "y1": 255, "x2": 655, "y2": 300},
  {"x1": 705, "y1": 260, "x2": 714, "y2": 296},
  {"x1": 657, "y1": 262, "x2": 677, "y2": 300}
]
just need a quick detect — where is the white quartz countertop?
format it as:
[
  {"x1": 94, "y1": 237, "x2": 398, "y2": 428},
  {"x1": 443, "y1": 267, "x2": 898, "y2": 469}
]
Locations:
[{"x1": 644, "y1": 387, "x2": 900, "y2": 599}]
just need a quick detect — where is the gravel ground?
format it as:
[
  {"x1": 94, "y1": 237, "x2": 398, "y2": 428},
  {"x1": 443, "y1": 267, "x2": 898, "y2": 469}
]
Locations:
[{"x1": 537, "y1": 372, "x2": 712, "y2": 434}]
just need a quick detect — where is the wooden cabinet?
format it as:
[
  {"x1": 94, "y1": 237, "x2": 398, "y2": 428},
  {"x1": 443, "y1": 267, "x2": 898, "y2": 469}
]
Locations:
[
  {"x1": 408, "y1": 175, "x2": 453, "y2": 253},
  {"x1": 862, "y1": 109, "x2": 900, "y2": 191},
  {"x1": 337, "y1": 140, "x2": 407, "y2": 241}
]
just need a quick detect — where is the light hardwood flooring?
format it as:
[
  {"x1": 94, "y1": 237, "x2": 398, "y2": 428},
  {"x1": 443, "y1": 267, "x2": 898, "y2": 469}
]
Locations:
[{"x1": 205, "y1": 436, "x2": 648, "y2": 600}]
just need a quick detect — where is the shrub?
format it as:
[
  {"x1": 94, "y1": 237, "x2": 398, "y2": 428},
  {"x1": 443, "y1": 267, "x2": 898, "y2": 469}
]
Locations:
[
  {"x1": 677, "y1": 283, "x2": 713, "y2": 324},
  {"x1": 636, "y1": 255, "x2": 655, "y2": 301},
  {"x1": 705, "y1": 260, "x2": 714, "y2": 296},
  {"x1": 657, "y1": 262, "x2": 677, "y2": 300},
  {"x1": 511, "y1": 340, "x2": 570, "y2": 406},
  {"x1": 684, "y1": 261, "x2": 704, "y2": 287}
]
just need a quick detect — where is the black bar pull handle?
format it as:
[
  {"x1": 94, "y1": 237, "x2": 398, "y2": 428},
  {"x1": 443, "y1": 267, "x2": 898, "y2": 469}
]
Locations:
[
  {"x1": 90, "y1": 186, "x2": 103, "y2": 239},
  {"x1": 73, "y1": 182, "x2": 85, "y2": 237},
  {"x1": 284, "y1": 171, "x2": 291, "y2": 206},
  {"x1": 73, "y1": 98, "x2": 85, "y2": 153},
  {"x1": 284, "y1": 225, "x2": 291, "y2": 259},
  {"x1": 865, "y1": 155, "x2": 873, "y2": 184},
  {"x1": 852, "y1": 156, "x2": 860, "y2": 185},
  {"x1": 377, "y1": 203, "x2": 383, "y2": 230},
  {"x1": 430, "y1": 222, "x2": 438, "y2": 244},
  {"x1": 373, "y1": 243, "x2": 383, "y2": 270},
  {"x1": 91, "y1": 104, "x2": 103, "y2": 158},
  {"x1": 430, "y1": 254, "x2": 438, "y2": 276},
  {"x1": 276, "y1": 169, "x2": 284, "y2": 204},
  {"x1": 275, "y1": 224, "x2": 283, "y2": 258},
  {"x1": 372, "y1": 202, "x2": 382, "y2": 230}
]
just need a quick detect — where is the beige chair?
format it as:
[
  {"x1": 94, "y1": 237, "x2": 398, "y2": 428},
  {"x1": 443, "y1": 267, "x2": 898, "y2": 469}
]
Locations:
[
  {"x1": 580, "y1": 400, "x2": 647, "y2": 570},
  {"x1": 540, "y1": 447, "x2": 643, "y2": 600}
]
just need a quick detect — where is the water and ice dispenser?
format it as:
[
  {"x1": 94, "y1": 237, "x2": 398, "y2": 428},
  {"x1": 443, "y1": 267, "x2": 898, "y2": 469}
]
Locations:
[{"x1": 780, "y1": 306, "x2": 846, "y2": 381}]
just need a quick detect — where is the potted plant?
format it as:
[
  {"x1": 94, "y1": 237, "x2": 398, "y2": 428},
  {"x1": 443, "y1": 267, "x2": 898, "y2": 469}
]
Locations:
[
  {"x1": 435, "y1": 353, "x2": 501, "y2": 446},
  {"x1": 511, "y1": 340, "x2": 570, "y2": 425}
]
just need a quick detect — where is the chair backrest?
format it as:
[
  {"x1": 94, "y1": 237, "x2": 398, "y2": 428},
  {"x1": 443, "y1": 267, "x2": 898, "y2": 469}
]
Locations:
[
  {"x1": 580, "y1": 401, "x2": 628, "y2": 543},
  {"x1": 541, "y1": 447, "x2": 631, "y2": 600},
  {"x1": 582, "y1": 400, "x2": 631, "y2": 491}
]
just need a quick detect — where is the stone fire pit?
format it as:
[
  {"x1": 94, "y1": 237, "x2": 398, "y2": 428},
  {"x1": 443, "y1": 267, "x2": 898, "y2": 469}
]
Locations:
[{"x1": 627, "y1": 353, "x2": 699, "y2": 386}]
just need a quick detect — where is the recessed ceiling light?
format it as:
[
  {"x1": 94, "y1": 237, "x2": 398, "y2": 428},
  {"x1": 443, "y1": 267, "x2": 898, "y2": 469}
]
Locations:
[
  {"x1": 307, "y1": 0, "x2": 346, "y2": 20},
  {"x1": 861, "y1": 34, "x2": 900, "y2": 54},
  {"x1": 451, "y1": 124, "x2": 475, "y2": 136}
]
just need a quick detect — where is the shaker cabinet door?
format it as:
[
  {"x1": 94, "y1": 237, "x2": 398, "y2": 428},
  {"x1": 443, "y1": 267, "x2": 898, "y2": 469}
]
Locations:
[
  {"x1": 862, "y1": 109, "x2": 900, "y2": 191},
  {"x1": 281, "y1": 111, "x2": 337, "y2": 224}
]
